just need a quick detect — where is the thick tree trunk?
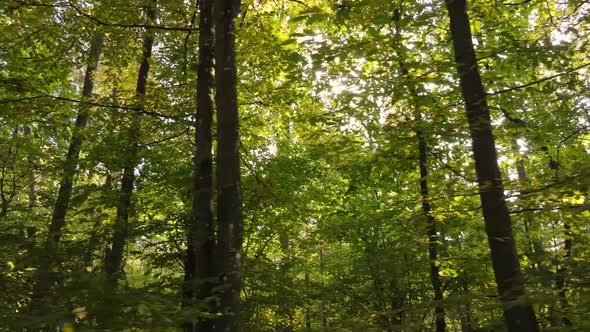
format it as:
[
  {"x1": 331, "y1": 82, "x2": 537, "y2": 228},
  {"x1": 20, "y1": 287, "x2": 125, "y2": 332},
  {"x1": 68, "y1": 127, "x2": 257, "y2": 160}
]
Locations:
[
  {"x1": 182, "y1": 0, "x2": 216, "y2": 329},
  {"x1": 417, "y1": 130, "x2": 446, "y2": 332},
  {"x1": 444, "y1": 1, "x2": 538, "y2": 331},
  {"x1": 28, "y1": 33, "x2": 104, "y2": 323},
  {"x1": 104, "y1": 5, "x2": 155, "y2": 284},
  {"x1": 215, "y1": 0, "x2": 242, "y2": 330}
]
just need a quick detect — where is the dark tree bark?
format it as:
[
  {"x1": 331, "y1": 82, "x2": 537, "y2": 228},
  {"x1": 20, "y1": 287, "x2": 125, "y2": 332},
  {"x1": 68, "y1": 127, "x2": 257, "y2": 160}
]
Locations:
[
  {"x1": 28, "y1": 33, "x2": 104, "y2": 323},
  {"x1": 390, "y1": 11, "x2": 446, "y2": 329},
  {"x1": 104, "y1": 5, "x2": 156, "y2": 284},
  {"x1": 417, "y1": 129, "x2": 446, "y2": 332},
  {"x1": 443, "y1": 1, "x2": 538, "y2": 331},
  {"x1": 215, "y1": 0, "x2": 243, "y2": 329},
  {"x1": 0, "y1": 128, "x2": 19, "y2": 219},
  {"x1": 182, "y1": 0, "x2": 216, "y2": 329}
]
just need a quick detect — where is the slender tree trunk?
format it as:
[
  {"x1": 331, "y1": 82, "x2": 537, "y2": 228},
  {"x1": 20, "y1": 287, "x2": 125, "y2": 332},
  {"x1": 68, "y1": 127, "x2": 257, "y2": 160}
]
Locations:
[
  {"x1": 84, "y1": 174, "x2": 113, "y2": 269},
  {"x1": 182, "y1": 0, "x2": 216, "y2": 329},
  {"x1": 319, "y1": 245, "x2": 327, "y2": 328},
  {"x1": 23, "y1": 126, "x2": 36, "y2": 212},
  {"x1": 460, "y1": 276, "x2": 473, "y2": 332},
  {"x1": 104, "y1": 5, "x2": 155, "y2": 284},
  {"x1": 276, "y1": 232, "x2": 295, "y2": 332},
  {"x1": 553, "y1": 164, "x2": 572, "y2": 327},
  {"x1": 513, "y1": 139, "x2": 536, "y2": 260},
  {"x1": 511, "y1": 139, "x2": 546, "y2": 268},
  {"x1": 511, "y1": 139, "x2": 555, "y2": 326},
  {"x1": 389, "y1": 279, "x2": 404, "y2": 329},
  {"x1": 554, "y1": 222, "x2": 572, "y2": 327},
  {"x1": 390, "y1": 11, "x2": 446, "y2": 329},
  {"x1": 0, "y1": 128, "x2": 19, "y2": 219},
  {"x1": 85, "y1": 214, "x2": 103, "y2": 269},
  {"x1": 215, "y1": 0, "x2": 242, "y2": 329},
  {"x1": 417, "y1": 129, "x2": 446, "y2": 332},
  {"x1": 28, "y1": 33, "x2": 104, "y2": 324},
  {"x1": 444, "y1": 1, "x2": 538, "y2": 330},
  {"x1": 305, "y1": 272, "x2": 312, "y2": 331}
]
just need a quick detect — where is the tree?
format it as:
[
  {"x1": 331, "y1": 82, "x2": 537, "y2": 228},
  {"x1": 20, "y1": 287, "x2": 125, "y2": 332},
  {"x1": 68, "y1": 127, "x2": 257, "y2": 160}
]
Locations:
[
  {"x1": 182, "y1": 0, "x2": 216, "y2": 328},
  {"x1": 444, "y1": 0, "x2": 538, "y2": 330},
  {"x1": 1, "y1": 0, "x2": 589, "y2": 330},
  {"x1": 215, "y1": 0, "x2": 243, "y2": 329},
  {"x1": 28, "y1": 32, "x2": 104, "y2": 327},
  {"x1": 392, "y1": 8, "x2": 446, "y2": 330},
  {"x1": 104, "y1": 0, "x2": 157, "y2": 286}
]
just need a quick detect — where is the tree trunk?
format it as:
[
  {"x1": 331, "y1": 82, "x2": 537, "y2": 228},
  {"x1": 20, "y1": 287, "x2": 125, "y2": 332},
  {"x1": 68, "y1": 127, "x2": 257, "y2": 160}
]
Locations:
[
  {"x1": 554, "y1": 221, "x2": 572, "y2": 327},
  {"x1": 0, "y1": 128, "x2": 20, "y2": 219},
  {"x1": 28, "y1": 33, "x2": 104, "y2": 323},
  {"x1": 23, "y1": 126, "x2": 36, "y2": 212},
  {"x1": 276, "y1": 232, "x2": 295, "y2": 332},
  {"x1": 390, "y1": 11, "x2": 446, "y2": 329},
  {"x1": 459, "y1": 276, "x2": 473, "y2": 332},
  {"x1": 215, "y1": 0, "x2": 242, "y2": 329},
  {"x1": 84, "y1": 174, "x2": 113, "y2": 269},
  {"x1": 417, "y1": 130, "x2": 446, "y2": 332},
  {"x1": 104, "y1": 5, "x2": 155, "y2": 284},
  {"x1": 511, "y1": 139, "x2": 546, "y2": 267},
  {"x1": 305, "y1": 272, "x2": 312, "y2": 331},
  {"x1": 319, "y1": 245, "x2": 327, "y2": 328},
  {"x1": 553, "y1": 164, "x2": 572, "y2": 327},
  {"x1": 443, "y1": 1, "x2": 538, "y2": 330},
  {"x1": 182, "y1": 0, "x2": 216, "y2": 328}
]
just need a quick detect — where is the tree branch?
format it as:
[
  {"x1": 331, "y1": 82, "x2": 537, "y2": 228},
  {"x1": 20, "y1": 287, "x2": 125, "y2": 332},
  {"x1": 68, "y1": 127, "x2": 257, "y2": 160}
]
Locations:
[
  {"x1": 0, "y1": 80, "x2": 181, "y2": 120},
  {"x1": 488, "y1": 62, "x2": 590, "y2": 96},
  {"x1": 19, "y1": 1, "x2": 198, "y2": 31},
  {"x1": 138, "y1": 128, "x2": 189, "y2": 148}
]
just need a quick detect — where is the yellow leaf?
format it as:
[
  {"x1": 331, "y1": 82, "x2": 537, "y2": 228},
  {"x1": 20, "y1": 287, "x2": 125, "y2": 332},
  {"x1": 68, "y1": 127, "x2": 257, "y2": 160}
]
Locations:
[{"x1": 63, "y1": 322, "x2": 74, "y2": 332}]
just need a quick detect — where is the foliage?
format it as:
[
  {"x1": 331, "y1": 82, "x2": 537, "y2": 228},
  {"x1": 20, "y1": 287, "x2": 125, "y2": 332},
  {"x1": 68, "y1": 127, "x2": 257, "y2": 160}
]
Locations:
[{"x1": 0, "y1": 0, "x2": 589, "y2": 330}]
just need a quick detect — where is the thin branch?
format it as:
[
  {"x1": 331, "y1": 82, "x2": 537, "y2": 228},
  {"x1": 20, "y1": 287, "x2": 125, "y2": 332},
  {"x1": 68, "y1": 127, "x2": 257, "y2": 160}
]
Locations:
[
  {"x1": 1, "y1": 93, "x2": 177, "y2": 119},
  {"x1": 488, "y1": 62, "x2": 590, "y2": 96},
  {"x1": 138, "y1": 128, "x2": 189, "y2": 148},
  {"x1": 69, "y1": 4, "x2": 198, "y2": 31},
  {"x1": 559, "y1": 125, "x2": 589, "y2": 145},
  {"x1": 181, "y1": 2, "x2": 198, "y2": 81},
  {"x1": 20, "y1": 1, "x2": 198, "y2": 31},
  {"x1": 0, "y1": 96, "x2": 46, "y2": 103},
  {"x1": 503, "y1": 0, "x2": 532, "y2": 6},
  {"x1": 498, "y1": 106, "x2": 527, "y2": 126},
  {"x1": 287, "y1": 0, "x2": 312, "y2": 8},
  {"x1": 433, "y1": 205, "x2": 482, "y2": 214},
  {"x1": 509, "y1": 207, "x2": 549, "y2": 214},
  {"x1": 0, "y1": 80, "x2": 181, "y2": 120}
]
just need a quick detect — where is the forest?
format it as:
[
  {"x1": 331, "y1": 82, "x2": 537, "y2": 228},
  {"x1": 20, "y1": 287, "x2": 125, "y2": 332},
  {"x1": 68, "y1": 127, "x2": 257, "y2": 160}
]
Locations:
[{"x1": 0, "y1": 0, "x2": 589, "y2": 331}]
